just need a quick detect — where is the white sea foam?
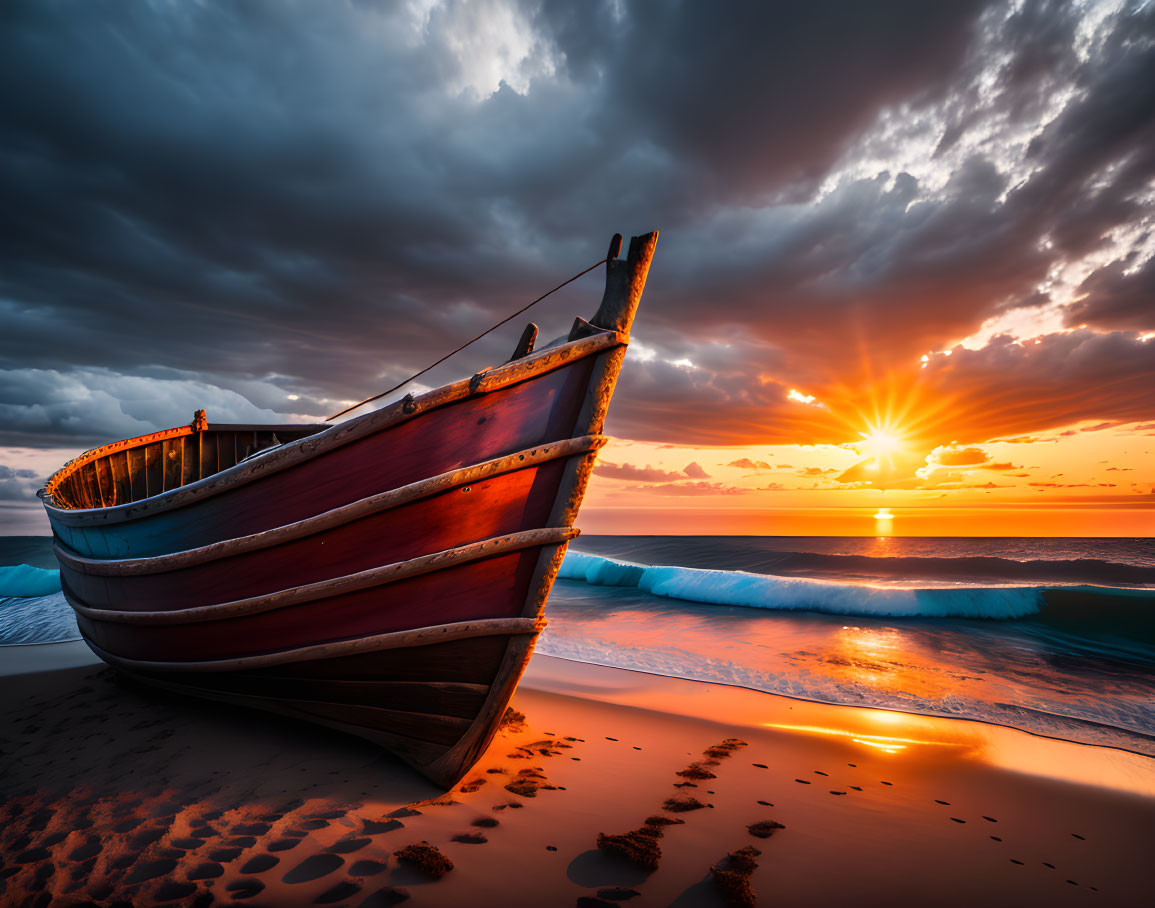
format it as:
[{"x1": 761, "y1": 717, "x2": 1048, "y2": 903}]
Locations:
[{"x1": 558, "y1": 551, "x2": 1044, "y2": 619}]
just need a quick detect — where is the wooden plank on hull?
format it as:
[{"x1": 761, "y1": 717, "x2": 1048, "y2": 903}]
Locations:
[
  {"x1": 255, "y1": 635, "x2": 512, "y2": 685},
  {"x1": 94, "y1": 457, "x2": 113, "y2": 507},
  {"x1": 286, "y1": 700, "x2": 472, "y2": 747},
  {"x1": 183, "y1": 675, "x2": 490, "y2": 718},
  {"x1": 125, "y1": 670, "x2": 450, "y2": 768},
  {"x1": 144, "y1": 442, "x2": 162, "y2": 498},
  {"x1": 162, "y1": 438, "x2": 182, "y2": 492},
  {"x1": 182, "y1": 434, "x2": 198, "y2": 486},
  {"x1": 129, "y1": 447, "x2": 147, "y2": 502}
]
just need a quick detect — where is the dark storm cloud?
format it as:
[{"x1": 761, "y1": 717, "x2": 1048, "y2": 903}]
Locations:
[
  {"x1": 0, "y1": 465, "x2": 42, "y2": 503},
  {"x1": 538, "y1": 0, "x2": 988, "y2": 200},
  {"x1": 1066, "y1": 255, "x2": 1155, "y2": 331},
  {"x1": 1, "y1": 0, "x2": 1152, "y2": 450}
]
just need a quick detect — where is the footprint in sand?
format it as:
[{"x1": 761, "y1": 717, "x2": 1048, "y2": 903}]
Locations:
[
  {"x1": 349, "y1": 860, "x2": 389, "y2": 876},
  {"x1": 362, "y1": 819, "x2": 403, "y2": 835},
  {"x1": 316, "y1": 881, "x2": 362, "y2": 903},
  {"x1": 154, "y1": 881, "x2": 197, "y2": 901},
  {"x1": 186, "y1": 861, "x2": 224, "y2": 880},
  {"x1": 849, "y1": 786, "x2": 863, "y2": 791},
  {"x1": 451, "y1": 832, "x2": 488, "y2": 844},
  {"x1": 283, "y1": 853, "x2": 344, "y2": 884},
  {"x1": 794, "y1": 779, "x2": 811, "y2": 785},
  {"x1": 950, "y1": 818, "x2": 966, "y2": 824},
  {"x1": 231, "y1": 822, "x2": 272, "y2": 835},
  {"x1": 125, "y1": 858, "x2": 177, "y2": 883},
  {"x1": 68, "y1": 840, "x2": 103, "y2": 861},
  {"x1": 327, "y1": 837, "x2": 372, "y2": 854},
  {"x1": 983, "y1": 816, "x2": 998, "y2": 823},
  {"x1": 473, "y1": 817, "x2": 500, "y2": 828},
  {"x1": 225, "y1": 878, "x2": 265, "y2": 899},
  {"x1": 990, "y1": 836, "x2": 1002, "y2": 842},
  {"x1": 935, "y1": 800, "x2": 951, "y2": 805},
  {"x1": 268, "y1": 838, "x2": 302, "y2": 852},
  {"x1": 308, "y1": 809, "x2": 347, "y2": 819},
  {"x1": 598, "y1": 887, "x2": 641, "y2": 900},
  {"x1": 1072, "y1": 833, "x2": 1085, "y2": 840},
  {"x1": 813, "y1": 770, "x2": 828, "y2": 776},
  {"x1": 240, "y1": 854, "x2": 279, "y2": 874},
  {"x1": 753, "y1": 763, "x2": 768, "y2": 769}
]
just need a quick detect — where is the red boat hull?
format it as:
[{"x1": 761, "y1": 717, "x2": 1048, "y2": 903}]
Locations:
[{"x1": 39, "y1": 231, "x2": 658, "y2": 787}]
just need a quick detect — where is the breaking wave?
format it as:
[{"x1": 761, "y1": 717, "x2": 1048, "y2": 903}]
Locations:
[
  {"x1": 560, "y1": 551, "x2": 1054, "y2": 620},
  {"x1": 0, "y1": 564, "x2": 78, "y2": 645}
]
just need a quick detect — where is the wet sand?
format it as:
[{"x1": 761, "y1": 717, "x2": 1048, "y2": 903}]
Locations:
[{"x1": 1, "y1": 642, "x2": 1153, "y2": 907}]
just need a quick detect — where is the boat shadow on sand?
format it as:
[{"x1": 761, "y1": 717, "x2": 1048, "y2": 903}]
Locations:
[{"x1": 0, "y1": 662, "x2": 446, "y2": 905}]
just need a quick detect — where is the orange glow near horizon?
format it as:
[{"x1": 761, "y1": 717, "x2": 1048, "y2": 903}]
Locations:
[{"x1": 581, "y1": 360, "x2": 1155, "y2": 533}]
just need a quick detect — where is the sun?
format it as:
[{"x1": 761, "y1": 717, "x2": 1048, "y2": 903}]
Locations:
[{"x1": 861, "y1": 427, "x2": 902, "y2": 459}]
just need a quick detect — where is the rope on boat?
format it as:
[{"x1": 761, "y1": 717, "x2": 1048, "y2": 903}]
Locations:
[{"x1": 326, "y1": 237, "x2": 621, "y2": 421}]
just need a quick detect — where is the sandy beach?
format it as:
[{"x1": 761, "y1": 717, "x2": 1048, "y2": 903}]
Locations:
[{"x1": 2, "y1": 642, "x2": 1152, "y2": 907}]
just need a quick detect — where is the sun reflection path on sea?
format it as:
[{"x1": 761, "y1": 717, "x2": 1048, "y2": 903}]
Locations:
[
  {"x1": 823, "y1": 624, "x2": 959, "y2": 701},
  {"x1": 765, "y1": 709, "x2": 973, "y2": 757}
]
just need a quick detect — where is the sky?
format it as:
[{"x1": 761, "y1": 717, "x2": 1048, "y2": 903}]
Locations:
[{"x1": 1, "y1": 0, "x2": 1153, "y2": 536}]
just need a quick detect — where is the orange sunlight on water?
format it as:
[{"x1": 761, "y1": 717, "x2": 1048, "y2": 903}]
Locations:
[{"x1": 582, "y1": 507, "x2": 1155, "y2": 536}]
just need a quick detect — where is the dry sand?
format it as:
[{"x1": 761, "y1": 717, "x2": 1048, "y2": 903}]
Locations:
[{"x1": 1, "y1": 642, "x2": 1153, "y2": 907}]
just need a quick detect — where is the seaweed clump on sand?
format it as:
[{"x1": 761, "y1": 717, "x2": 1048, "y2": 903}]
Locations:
[
  {"x1": 747, "y1": 820, "x2": 785, "y2": 839},
  {"x1": 504, "y1": 767, "x2": 553, "y2": 797},
  {"x1": 644, "y1": 815, "x2": 685, "y2": 828},
  {"x1": 676, "y1": 762, "x2": 717, "y2": 781},
  {"x1": 393, "y1": 842, "x2": 453, "y2": 879},
  {"x1": 499, "y1": 708, "x2": 527, "y2": 730},
  {"x1": 596, "y1": 823, "x2": 665, "y2": 872},
  {"x1": 703, "y1": 738, "x2": 749, "y2": 760},
  {"x1": 662, "y1": 797, "x2": 706, "y2": 813},
  {"x1": 710, "y1": 845, "x2": 761, "y2": 908}
]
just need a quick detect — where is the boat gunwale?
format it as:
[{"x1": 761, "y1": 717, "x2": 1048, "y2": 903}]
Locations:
[
  {"x1": 69, "y1": 527, "x2": 577, "y2": 626},
  {"x1": 40, "y1": 329, "x2": 625, "y2": 526},
  {"x1": 54, "y1": 435, "x2": 605, "y2": 575},
  {"x1": 81, "y1": 615, "x2": 544, "y2": 672}
]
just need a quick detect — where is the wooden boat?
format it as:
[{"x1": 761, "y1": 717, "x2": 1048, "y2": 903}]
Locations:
[{"x1": 39, "y1": 231, "x2": 658, "y2": 787}]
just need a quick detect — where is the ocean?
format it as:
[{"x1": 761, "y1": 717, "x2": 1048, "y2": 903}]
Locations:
[{"x1": 3, "y1": 534, "x2": 1153, "y2": 755}]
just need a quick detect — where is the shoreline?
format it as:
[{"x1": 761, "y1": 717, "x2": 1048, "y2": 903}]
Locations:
[
  {"x1": 537, "y1": 651, "x2": 1155, "y2": 764},
  {"x1": 11, "y1": 640, "x2": 1155, "y2": 776},
  {"x1": 2, "y1": 643, "x2": 1153, "y2": 905}
]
